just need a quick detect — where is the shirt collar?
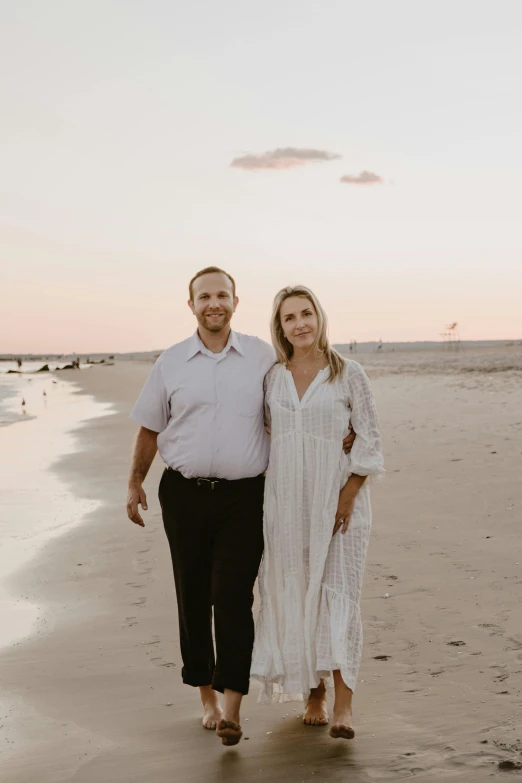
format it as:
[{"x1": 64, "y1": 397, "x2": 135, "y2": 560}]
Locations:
[
  {"x1": 186, "y1": 330, "x2": 244, "y2": 361},
  {"x1": 228, "y1": 330, "x2": 244, "y2": 356}
]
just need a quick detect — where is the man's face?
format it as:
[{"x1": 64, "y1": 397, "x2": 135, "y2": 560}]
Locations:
[{"x1": 189, "y1": 273, "x2": 238, "y2": 333}]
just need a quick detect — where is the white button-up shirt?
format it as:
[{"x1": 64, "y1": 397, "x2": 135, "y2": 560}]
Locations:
[{"x1": 130, "y1": 331, "x2": 276, "y2": 480}]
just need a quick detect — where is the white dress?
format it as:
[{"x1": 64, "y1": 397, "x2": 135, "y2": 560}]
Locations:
[{"x1": 251, "y1": 360, "x2": 384, "y2": 703}]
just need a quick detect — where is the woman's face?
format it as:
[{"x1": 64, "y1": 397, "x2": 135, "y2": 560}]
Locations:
[{"x1": 279, "y1": 296, "x2": 319, "y2": 352}]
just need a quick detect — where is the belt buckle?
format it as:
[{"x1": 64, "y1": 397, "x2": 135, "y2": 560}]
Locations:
[{"x1": 196, "y1": 478, "x2": 218, "y2": 491}]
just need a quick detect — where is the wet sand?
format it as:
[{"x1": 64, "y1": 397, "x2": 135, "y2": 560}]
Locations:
[
  {"x1": 1, "y1": 349, "x2": 522, "y2": 781},
  {"x1": 0, "y1": 375, "x2": 113, "y2": 650}
]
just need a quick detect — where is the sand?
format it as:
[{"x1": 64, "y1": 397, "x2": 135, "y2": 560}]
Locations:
[{"x1": 1, "y1": 347, "x2": 521, "y2": 782}]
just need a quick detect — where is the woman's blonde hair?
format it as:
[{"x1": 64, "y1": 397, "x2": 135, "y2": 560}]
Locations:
[{"x1": 270, "y1": 285, "x2": 346, "y2": 382}]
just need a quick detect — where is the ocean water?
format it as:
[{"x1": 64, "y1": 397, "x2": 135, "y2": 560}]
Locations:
[
  {"x1": 0, "y1": 370, "x2": 114, "y2": 649},
  {"x1": 113, "y1": 338, "x2": 522, "y2": 362},
  {"x1": 0, "y1": 361, "x2": 89, "y2": 427},
  {"x1": 334, "y1": 339, "x2": 522, "y2": 354}
]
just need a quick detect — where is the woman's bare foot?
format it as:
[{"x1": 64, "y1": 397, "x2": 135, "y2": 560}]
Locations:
[
  {"x1": 200, "y1": 685, "x2": 223, "y2": 730},
  {"x1": 216, "y1": 719, "x2": 242, "y2": 746},
  {"x1": 329, "y1": 671, "x2": 354, "y2": 740},
  {"x1": 303, "y1": 680, "x2": 329, "y2": 726}
]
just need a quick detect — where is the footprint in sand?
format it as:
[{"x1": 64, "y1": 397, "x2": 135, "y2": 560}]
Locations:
[
  {"x1": 478, "y1": 623, "x2": 503, "y2": 636},
  {"x1": 498, "y1": 760, "x2": 522, "y2": 771},
  {"x1": 494, "y1": 739, "x2": 522, "y2": 754},
  {"x1": 505, "y1": 636, "x2": 522, "y2": 651}
]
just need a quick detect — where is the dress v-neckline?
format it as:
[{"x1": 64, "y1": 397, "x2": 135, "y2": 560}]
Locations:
[{"x1": 285, "y1": 366, "x2": 328, "y2": 407}]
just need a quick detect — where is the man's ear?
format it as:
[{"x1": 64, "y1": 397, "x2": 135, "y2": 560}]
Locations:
[
  {"x1": 188, "y1": 299, "x2": 195, "y2": 314},
  {"x1": 233, "y1": 296, "x2": 239, "y2": 312}
]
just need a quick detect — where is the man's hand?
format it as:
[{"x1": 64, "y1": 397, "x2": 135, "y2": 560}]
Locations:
[
  {"x1": 126, "y1": 426, "x2": 158, "y2": 528},
  {"x1": 343, "y1": 425, "x2": 355, "y2": 454},
  {"x1": 127, "y1": 482, "x2": 148, "y2": 528},
  {"x1": 332, "y1": 486, "x2": 356, "y2": 536}
]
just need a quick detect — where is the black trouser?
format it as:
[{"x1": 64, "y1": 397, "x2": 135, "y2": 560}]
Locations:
[{"x1": 158, "y1": 468, "x2": 265, "y2": 695}]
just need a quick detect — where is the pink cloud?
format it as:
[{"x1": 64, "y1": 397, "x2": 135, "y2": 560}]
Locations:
[
  {"x1": 231, "y1": 147, "x2": 341, "y2": 171},
  {"x1": 340, "y1": 170, "x2": 383, "y2": 185}
]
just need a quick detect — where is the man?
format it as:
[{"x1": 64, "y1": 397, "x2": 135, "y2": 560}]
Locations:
[{"x1": 126, "y1": 267, "x2": 354, "y2": 746}]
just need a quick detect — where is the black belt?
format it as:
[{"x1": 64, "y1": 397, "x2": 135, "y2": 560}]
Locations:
[{"x1": 166, "y1": 467, "x2": 264, "y2": 491}]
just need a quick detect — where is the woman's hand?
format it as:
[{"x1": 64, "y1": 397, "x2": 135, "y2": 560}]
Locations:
[{"x1": 332, "y1": 486, "x2": 356, "y2": 535}]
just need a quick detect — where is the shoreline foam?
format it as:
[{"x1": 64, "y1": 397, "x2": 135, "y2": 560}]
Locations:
[{"x1": 0, "y1": 375, "x2": 114, "y2": 650}]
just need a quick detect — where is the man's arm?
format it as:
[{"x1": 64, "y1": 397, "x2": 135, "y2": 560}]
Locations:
[
  {"x1": 343, "y1": 424, "x2": 355, "y2": 454},
  {"x1": 126, "y1": 426, "x2": 159, "y2": 527}
]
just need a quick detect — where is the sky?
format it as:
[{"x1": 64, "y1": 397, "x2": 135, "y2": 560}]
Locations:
[{"x1": 1, "y1": 0, "x2": 521, "y2": 353}]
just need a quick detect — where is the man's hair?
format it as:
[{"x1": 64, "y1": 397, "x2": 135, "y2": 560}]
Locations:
[{"x1": 188, "y1": 266, "x2": 236, "y2": 301}]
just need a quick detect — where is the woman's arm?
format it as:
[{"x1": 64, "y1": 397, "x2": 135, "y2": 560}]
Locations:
[
  {"x1": 333, "y1": 474, "x2": 366, "y2": 535},
  {"x1": 345, "y1": 361, "x2": 384, "y2": 478},
  {"x1": 333, "y1": 362, "x2": 384, "y2": 535}
]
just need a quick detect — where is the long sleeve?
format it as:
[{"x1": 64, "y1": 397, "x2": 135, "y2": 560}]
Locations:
[{"x1": 345, "y1": 361, "x2": 384, "y2": 477}]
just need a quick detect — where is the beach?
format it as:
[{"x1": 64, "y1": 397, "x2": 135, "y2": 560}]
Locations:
[{"x1": 1, "y1": 347, "x2": 521, "y2": 782}]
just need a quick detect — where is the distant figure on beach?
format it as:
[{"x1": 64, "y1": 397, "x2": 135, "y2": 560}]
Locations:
[
  {"x1": 251, "y1": 286, "x2": 384, "y2": 741},
  {"x1": 17, "y1": 357, "x2": 22, "y2": 368},
  {"x1": 377, "y1": 338, "x2": 383, "y2": 352},
  {"x1": 126, "y1": 266, "x2": 356, "y2": 746}
]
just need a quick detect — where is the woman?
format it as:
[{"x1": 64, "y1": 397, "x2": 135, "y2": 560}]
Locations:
[{"x1": 251, "y1": 286, "x2": 384, "y2": 740}]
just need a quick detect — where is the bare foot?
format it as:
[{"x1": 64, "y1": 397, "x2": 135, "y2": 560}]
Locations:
[
  {"x1": 329, "y1": 670, "x2": 354, "y2": 739},
  {"x1": 200, "y1": 686, "x2": 223, "y2": 730},
  {"x1": 329, "y1": 706, "x2": 354, "y2": 739},
  {"x1": 216, "y1": 719, "x2": 242, "y2": 746},
  {"x1": 303, "y1": 681, "x2": 329, "y2": 726},
  {"x1": 329, "y1": 719, "x2": 355, "y2": 740},
  {"x1": 202, "y1": 701, "x2": 223, "y2": 730}
]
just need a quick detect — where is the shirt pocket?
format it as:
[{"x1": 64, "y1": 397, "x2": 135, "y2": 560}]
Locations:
[{"x1": 230, "y1": 377, "x2": 264, "y2": 417}]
